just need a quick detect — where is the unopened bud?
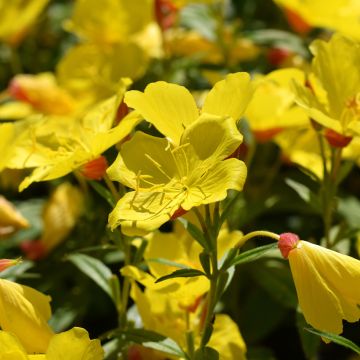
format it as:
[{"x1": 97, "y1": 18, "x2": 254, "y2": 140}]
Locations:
[
  {"x1": 278, "y1": 232, "x2": 300, "y2": 258},
  {"x1": 0, "y1": 258, "x2": 21, "y2": 272},
  {"x1": 80, "y1": 156, "x2": 108, "y2": 180},
  {"x1": 170, "y1": 206, "x2": 187, "y2": 220},
  {"x1": 324, "y1": 129, "x2": 352, "y2": 148}
]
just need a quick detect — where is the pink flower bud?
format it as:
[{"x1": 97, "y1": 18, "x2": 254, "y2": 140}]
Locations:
[
  {"x1": 278, "y1": 232, "x2": 300, "y2": 258},
  {"x1": 80, "y1": 156, "x2": 108, "y2": 180},
  {"x1": 0, "y1": 258, "x2": 21, "y2": 272}
]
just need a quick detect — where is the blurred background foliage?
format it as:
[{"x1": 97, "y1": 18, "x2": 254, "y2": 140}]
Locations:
[{"x1": 1, "y1": 0, "x2": 360, "y2": 359}]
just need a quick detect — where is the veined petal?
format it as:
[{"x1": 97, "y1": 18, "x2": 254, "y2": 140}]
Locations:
[
  {"x1": 107, "y1": 131, "x2": 178, "y2": 190},
  {"x1": 0, "y1": 279, "x2": 54, "y2": 354},
  {"x1": 125, "y1": 81, "x2": 199, "y2": 143},
  {"x1": 45, "y1": 327, "x2": 103, "y2": 360},
  {"x1": 183, "y1": 158, "x2": 247, "y2": 210},
  {"x1": 289, "y1": 243, "x2": 344, "y2": 334},
  {"x1": 299, "y1": 242, "x2": 360, "y2": 324},
  {"x1": 180, "y1": 114, "x2": 243, "y2": 161},
  {"x1": 202, "y1": 72, "x2": 254, "y2": 122},
  {"x1": 108, "y1": 189, "x2": 187, "y2": 235}
]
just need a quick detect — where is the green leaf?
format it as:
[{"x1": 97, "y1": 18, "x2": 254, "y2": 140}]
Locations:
[
  {"x1": 285, "y1": 178, "x2": 320, "y2": 211},
  {"x1": 194, "y1": 346, "x2": 219, "y2": 360},
  {"x1": 147, "y1": 257, "x2": 190, "y2": 270},
  {"x1": 67, "y1": 253, "x2": 114, "y2": 302},
  {"x1": 251, "y1": 260, "x2": 297, "y2": 309},
  {"x1": 297, "y1": 313, "x2": 321, "y2": 360},
  {"x1": 155, "y1": 268, "x2": 206, "y2": 283},
  {"x1": 115, "y1": 328, "x2": 186, "y2": 358},
  {"x1": 88, "y1": 180, "x2": 116, "y2": 207},
  {"x1": 178, "y1": 218, "x2": 211, "y2": 251},
  {"x1": 304, "y1": 327, "x2": 360, "y2": 355},
  {"x1": 199, "y1": 251, "x2": 211, "y2": 276},
  {"x1": 228, "y1": 243, "x2": 278, "y2": 268}
]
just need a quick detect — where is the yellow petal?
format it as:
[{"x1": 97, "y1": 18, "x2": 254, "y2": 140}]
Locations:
[
  {"x1": 125, "y1": 82, "x2": 199, "y2": 143},
  {"x1": 107, "y1": 131, "x2": 177, "y2": 190},
  {"x1": 45, "y1": 327, "x2": 103, "y2": 360},
  {"x1": 202, "y1": 72, "x2": 254, "y2": 122},
  {"x1": 0, "y1": 331, "x2": 28, "y2": 359},
  {"x1": 0, "y1": 279, "x2": 54, "y2": 353}
]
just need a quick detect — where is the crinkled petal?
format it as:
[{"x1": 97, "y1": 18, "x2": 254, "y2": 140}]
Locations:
[
  {"x1": 108, "y1": 189, "x2": 187, "y2": 236},
  {"x1": 180, "y1": 114, "x2": 243, "y2": 161},
  {"x1": 202, "y1": 72, "x2": 254, "y2": 122},
  {"x1": 183, "y1": 158, "x2": 247, "y2": 210},
  {"x1": 289, "y1": 243, "x2": 344, "y2": 335},
  {"x1": 125, "y1": 81, "x2": 199, "y2": 143},
  {"x1": 107, "y1": 131, "x2": 177, "y2": 190}
]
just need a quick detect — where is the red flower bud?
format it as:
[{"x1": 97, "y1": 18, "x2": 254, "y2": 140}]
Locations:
[
  {"x1": 267, "y1": 48, "x2": 291, "y2": 66},
  {"x1": 170, "y1": 206, "x2": 187, "y2": 220},
  {"x1": 80, "y1": 156, "x2": 108, "y2": 180},
  {"x1": 324, "y1": 129, "x2": 352, "y2": 148},
  {"x1": 253, "y1": 127, "x2": 283, "y2": 143},
  {"x1": 278, "y1": 232, "x2": 300, "y2": 258}
]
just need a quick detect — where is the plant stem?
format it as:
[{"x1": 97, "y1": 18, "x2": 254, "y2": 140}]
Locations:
[
  {"x1": 236, "y1": 230, "x2": 280, "y2": 247},
  {"x1": 104, "y1": 173, "x2": 121, "y2": 201}
]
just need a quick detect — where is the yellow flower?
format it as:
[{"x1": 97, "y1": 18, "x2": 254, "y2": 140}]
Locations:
[
  {"x1": 4, "y1": 84, "x2": 140, "y2": 191},
  {"x1": 65, "y1": 0, "x2": 153, "y2": 45},
  {"x1": 274, "y1": 125, "x2": 328, "y2": 179},
  {"x1": 21, "y1": 183, "x2": 83, "y2": 260},
  {"x1": 0, "y1": 196, "x2": 29, "y2": 237},
  {"x1": 0, "y1": 327, "x2": 103, "y2": 359},
  {"x1": 129, "y1": 282, "x2": 246, "y2": 360},
  {"x1": 108, "y1": 113, "x2": 247, "y2": 235},
  {"x1": 273, "y1": 0, "x2": 360, "y2": 40},
  {"x1": 278, "y1": 233, "x2": 360, "y2": 336},
  {"x1": 246, "y1": 68, "x2": 308, "y2": 142},
  {"x1": 57, "y1": 44, "x2": 148, "y2": 108},
  {"x1": 124, "y1": 72, "x2": 254, "y2": 144},
  {"x1": 293, "y1": 34, "x2": 360, "y2": 142},
  {"x1": 0, "y1": 279, "x2": 54, "y2": 353},
  {"x1": 0, "y1": 0, "x2": 49, "y2": 45},
  {"x1": 122, "y1": 217, "x2": 242, "y2": 307}
]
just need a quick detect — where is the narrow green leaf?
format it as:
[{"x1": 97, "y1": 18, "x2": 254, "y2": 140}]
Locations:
[
  {"x1": 178, "y1": 218, "x2": 210, "y2": 251},
  {"x1": 147, "y1": 258, "x2": 190, "y2": 270},
  {"x1": 194, "y1": 346, "x2": 219, "y2": 360},
  {"x1": 228, "y1": 243, "x2": 278, "y2": 268},
  {"x1": 88, "y1": 180, "x2": 116, "y2": 207},
  {"x1": 199, "y1": 252, "x2": 211, "y2": 276},
  {"x1": 304, "y1": 327, "x2": 360, "y2": 355},
  {"x1": 67, "y1": 253, "x2": 114, "y2": 302},
  {"x1": 115, "y1": 328, "x2": 186, "y2": 358},
  {"x1": 285, "y1": 178, "x2": 320, "y2": 211},
  {"x1": 155, "y1": 268, "x2": 206, "y2": 283}
]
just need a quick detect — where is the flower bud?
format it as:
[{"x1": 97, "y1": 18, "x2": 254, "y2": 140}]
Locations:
[
  {"x1": 0, "y1": 258, "x2": 21, "y2": 272},
  {"x1": 278, "y1": 232, "x2": 300, "y2": 258},
  {"x1": 80, "y1": 156, "x2": 108, "y2": 180},
  {"x1": 325, "y1": 129, "x2": 352, "y2": 148}
]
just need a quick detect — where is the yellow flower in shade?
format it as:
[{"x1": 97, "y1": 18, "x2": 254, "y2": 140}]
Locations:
[
  {"x1": 129, "y1": 282, "x2": 246, "y2": 360},
  {"x1": 293, "y1": 34, "x2": 360, "y2": 146},
  {"x1": 0, "y1": 0, "x2": 49, "y2": 45},
  {"x1": 122, "y1": 217, "x2": 242, "y2": 307},
  {"x1": 4, "y1": 84, "x2": 140, "y2": 191},
  {"x1": 0, "y1": 196, "x2": 29, "y2": 237},
  {"x1": 124, "y1": 72, "x2": 254, "y2": 144},
  {"x1": 3, "y1": 73, "x2": 76, "y2": 118},
  {"x1": 65, "y1": 0, "x2": 153, "y2": 45},
  {"x1": 107, "y1": 113, "x2": 247, "y2": 235},
  {"x1": 0, "y1": 279, "x2": 54, "y2": 353},
  {"x1": 245, "y1": 68, "x2": 308, "y2": 142},
  {"x1": 57, "y1": 44, "x2": 148, "y2": 109},
  {"x1": 278, "y1": 233, "x2": 360, "y2": 337},
  {"x1": 273, "y1": 0, "x2": 360, "y2": 40},
  {"x1": 274, "y1": 125, "x2": 328, "y2": 179},
  {"x1": 21, "y1": 183, "x2": 83, "y2": 260},
  {"x1": 165, "y1": 28, "x2": 260, "y2": 66},
  {"x1": 0, "y1": 327, "x2": 103, "y2": 359}
]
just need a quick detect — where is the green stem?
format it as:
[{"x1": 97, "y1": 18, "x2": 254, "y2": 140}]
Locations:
[
  {"x1": 9, "y1": 46, "x2": 22, "y2": 75},
  {"x1": 236, "y1": 230, "x2": 280, "y2": 247},
  {"x1": 103, "y1": 173, "x2": 121, "y2": 201}
]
